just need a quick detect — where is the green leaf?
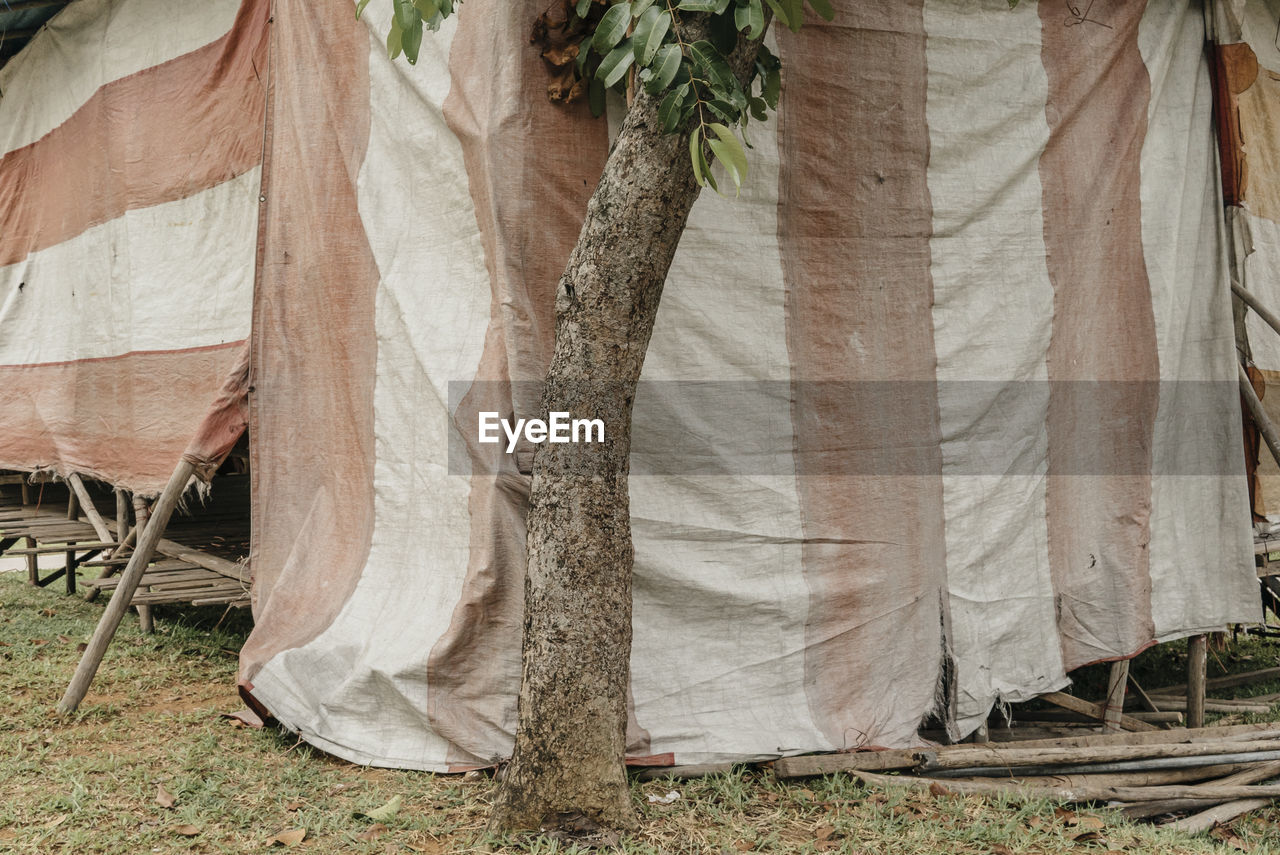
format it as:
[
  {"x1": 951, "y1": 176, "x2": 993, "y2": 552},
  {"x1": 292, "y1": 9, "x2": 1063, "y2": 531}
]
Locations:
[
  {"x1": 576, "y1": 0, "x2": 593, "y2": 15},
  {"x1": 598, "y1": 41, "x2": 636, "y2": 88},
  {"x1": 593, "y1": 2, "x2": 632, "y2": 54},
  {"x1": 393, "y1": 0, "x2": 417, "y2": 32},
  {"x1": 588, "y1": 76, "x2": 607, "y2": 117},
  {"x1": 805, "y1": 0, "x2": 833, "y2": 20},
  {"x1": 707, "y1": 122, "x2": 748, "y2": 192},
  {"x1": 358, "y1": 795, "x2": 403, "y2": 823},
  {"x1": 658, "y1": 81, "x2": 689, "y2": 131},
  {"x1": 646, "y1": 43, "x2": 682, "y2": 92},
  {"x1": 782, "y1": 0, "x2": 804, "y2": 29},
  {"x1": 761, "y1": 0, "x2": 789, "y2": 28},
  {"x1": 690, "y1": 125, "x2": 705, "y2": 187},
  {"x1": 386, "y1": 16, "x2": 403, "y2": 60},
  {"x1": 632, "y1": 0, "x2": 657, "y2": 14},
  {"x1": 402, "y1": 15, "x2": 423, "y2": 63},
  {"x1": 412, "y1": 0, "x2": 438, "y2": 17},
  {"x1": 677, "y1": 0, "x2": 720, "y2": 10},
  {"x1": 734, "y1": 0, "x2": 765, "y2": 39},
  {"x1": 632, "y1": 6, "x2": 671, "y2": 66},
  {"x1": 762, "y1": 65, "x2": 781, "y2": 108},
  {"x1": 355, "y1": 0, "x2": 372, "y2": 19}
]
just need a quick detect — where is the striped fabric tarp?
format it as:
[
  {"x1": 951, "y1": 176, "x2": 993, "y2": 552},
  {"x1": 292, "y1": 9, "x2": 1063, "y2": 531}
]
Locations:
[
  {"x1": 1210, "y1": 0, "x2": 1280, "y2": 517},
  {"x1": 0, "y1": 0, "x2": 263, "y2": 492},
  {"x1": 0, "y1": 0, "x2": 1260, "y2": 769},
  {"x1": 237, "y1": 0, "x2": 1258, "y2": 769}
]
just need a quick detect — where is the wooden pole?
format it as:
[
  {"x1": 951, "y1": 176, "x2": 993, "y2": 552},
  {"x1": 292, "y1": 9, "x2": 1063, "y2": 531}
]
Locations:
[
  {"x1": 1239, "y1": 363, "x2": 1280, "y2": 469},
  {"x1": 1188, "y1": 635, "x2": 1208, "y2": 729},
  {"x1": 131, "y1": 495, "x2": 154, "y2": 634},
  {"x1": 67, "y1": 474, "x2": 113, "y2": 544},
  {"x1": 19, "y1": 479, "x2": 38, "y2": 585},
  {"x1": 115, "y1": 488, "x2": 127, "y2": 541},
  {"x1": 63, "y1": 483, "x2": 79, "y2": 594},
  {"x1": 1122, "y1": 759, "x2": 1280, "y2": 820},
  {"x1": 1103, "y1": 660, "x2": 1129, "y2": 733},
  {"x1": 83, "y1": 523, "x2": 139, "y2": 603},
  {"x1": 852, "y1": 768, "x2": 1280, "y2": 805},
  {"x1": 1232, "y1": 281, "x2": 1280, "y2": 337},
  {"x1": 57, "y1": 459, "x2": 194, "y2": 714},
  {"x1": 1039, "y1": 691, "x2": 1158, "y2": 732}
]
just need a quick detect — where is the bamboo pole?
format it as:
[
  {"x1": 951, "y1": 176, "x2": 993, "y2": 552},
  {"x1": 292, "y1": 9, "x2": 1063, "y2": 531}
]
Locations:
[
  {"x1": 67, "y1": 474, "x2": 113, "y2": 544},
  {"x1": 851, "y1": 768, "x2": 1280, "y2": 804},
  {"x1": 1232, "y1": 281, "x2": 1280, "y2": 336},
  {"x1": 1149, "y1": 666, "x2": 1280, "y2": 697},
  {"x1": 1103, "y1": 661, "x2": 1129, "y2": 733},
  {"x1": 115, "y1": 489, "x2": 127, "y2": 542},
  {"x1": 57, "y1": 459, "x2": 194, "y2": 714},
  {"x1": 1239, "y1": 363, "x2": 1280, "y2": 469},
  {"x1": 924, "y1": 749, "x2": 1280, "y2": 780},
  {"x1": 918, "y1": 739, "x2": 1280, "y2": 774},
  {"x1": 1167, "y1": 798, "x2": 1272, "y2": 833},
  {"x1": 1040, "y1": 691, "x2": 1158, "y2": 732},
  {"x1": 1140, "y1": 697, "x2": 1272, "y2": 715},
  {"x1": 773, "y1": 725, "x2": 1280, "y2": 779},
  {"x1": 63, "y1": 484, "x2": 79, "y2": 594},
  {"x1": 83, "y1": 524, "x2": 138, "y2": 603},
  {"x1": 1127, "y1": 675, "x2": 1162, "y2": 714},
  {"x1": 19, "y1": 480, "x2": 37, "y2": 584},
  {"x1": 132, "y1": 496, "x2": 154, "y2": 634},
  {"x1": 1188, "y1": 635, "x2": 1208, "y2": 729},
  {"x1": 1122, "y1": 760, "x2": 1280, "y2": 820}
]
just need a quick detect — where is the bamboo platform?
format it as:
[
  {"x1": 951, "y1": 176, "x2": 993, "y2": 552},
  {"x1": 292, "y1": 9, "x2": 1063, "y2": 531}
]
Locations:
[{"x1": 0, "y1": 473, "x2": 249, "y2": 610}]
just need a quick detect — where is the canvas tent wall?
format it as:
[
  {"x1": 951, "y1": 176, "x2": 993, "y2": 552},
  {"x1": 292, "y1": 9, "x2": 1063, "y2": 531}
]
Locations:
[
  {"x1": 0, "y1": 0, "x2": 1263, "y2": 770},
  {"x1": 0, "y1": 0, "x2": 262, "y2": 492}
]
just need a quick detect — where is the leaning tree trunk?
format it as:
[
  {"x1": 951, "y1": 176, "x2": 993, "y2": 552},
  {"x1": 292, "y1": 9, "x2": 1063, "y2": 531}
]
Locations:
[{"x1": 488, "y1": 19, "x2": 770, "y2": 835}]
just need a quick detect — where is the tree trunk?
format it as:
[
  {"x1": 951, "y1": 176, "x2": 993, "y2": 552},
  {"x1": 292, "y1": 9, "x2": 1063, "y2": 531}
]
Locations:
[{"x1": 488, "y1": 19, "x2": 769, "y2": 835}]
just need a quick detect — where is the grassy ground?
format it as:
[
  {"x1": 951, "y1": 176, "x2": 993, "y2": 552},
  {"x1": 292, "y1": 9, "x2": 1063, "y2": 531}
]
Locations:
[{"x1": 2, "y1": 571, "x2": 1280, "y2": 854}]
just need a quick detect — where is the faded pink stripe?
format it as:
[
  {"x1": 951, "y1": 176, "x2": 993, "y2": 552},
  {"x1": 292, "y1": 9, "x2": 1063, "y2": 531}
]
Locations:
[
  {"x1": 777, "y1": 5, "x2": 950, "y2": 748},
  {"x1": 1038, "y1": 1, "x2": 1158, "y2": 668}
]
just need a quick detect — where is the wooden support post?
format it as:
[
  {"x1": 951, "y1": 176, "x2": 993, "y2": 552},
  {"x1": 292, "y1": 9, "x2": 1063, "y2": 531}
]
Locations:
[
  {"x1": 57, "y1": 459, "x2": 194, "y2": 714},
  {"x1": 1103, "y1": 660, "x2": 1130, "y2": 733},
  {"x1": 63, "y1": 484, "x2": 79, "y2": 594},
  {"x1": 68, "y1": 473, "x2": 114, "y2": 544},
  {"x1": 132, "y1": 495, "x2": 154, "y2": 635},
  {"x1": 115, "y1": 489, "x2": 127, "y2": 539},
  {"x1": 19, "y1": 478, "x2": 38, "y2": 584},
  {"x1": 84, "y1": 524, "x2": 138, "y2": 603},
  {"x1": 1188, "y1": 635, "x2": 1208, "y2": 729}
]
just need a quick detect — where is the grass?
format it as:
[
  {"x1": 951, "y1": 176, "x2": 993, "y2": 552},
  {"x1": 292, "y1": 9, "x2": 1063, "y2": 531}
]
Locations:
[{"x1": 2, "y1": 570, "x2": 1280, "y2": 854}]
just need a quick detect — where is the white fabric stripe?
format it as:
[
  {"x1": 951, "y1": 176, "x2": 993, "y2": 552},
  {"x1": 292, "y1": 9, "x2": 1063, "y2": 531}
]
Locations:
[
  {"x1": 250, "y1": 9, "x2": 488, "y2": 770},
  {"x1": 923, "y1": 0, "x2": 1066, "y2": 736},
  {"x1": 0, "y1": 0, "x2": 241, "y2": 154},
  {"x1": 628, "y1": 100, "x2": 829, "y2": 761},
  {"x1": 1138, "y1": 0, "x2": 1257, "y2": 639},
  {"x1": 0, "y1": 168, "x2": 258, "y2": 365}
]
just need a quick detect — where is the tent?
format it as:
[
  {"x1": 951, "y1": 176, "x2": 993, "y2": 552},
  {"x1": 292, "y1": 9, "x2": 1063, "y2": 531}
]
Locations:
[{"x1": 0, "y1": 0, "x2": 1268, "y2": 770}]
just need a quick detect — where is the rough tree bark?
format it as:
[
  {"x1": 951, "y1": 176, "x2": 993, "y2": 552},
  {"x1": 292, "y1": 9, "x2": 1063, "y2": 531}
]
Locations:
[{"x1": 488, "y1": 16, "x2": 771, "y2": 834}]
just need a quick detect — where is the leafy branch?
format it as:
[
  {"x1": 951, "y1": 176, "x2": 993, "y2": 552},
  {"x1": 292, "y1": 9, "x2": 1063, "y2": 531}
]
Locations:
[{"x1": 358, "y1": 0, "x2": 835, "y2": 193}]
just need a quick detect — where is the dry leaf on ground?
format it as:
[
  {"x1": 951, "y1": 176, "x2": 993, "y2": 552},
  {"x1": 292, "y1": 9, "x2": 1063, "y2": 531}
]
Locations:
[
  {"x1": 267, "y1": 828, "x2": 306, "y2": 846},
  {"x1": 155, "y1": 784, "x2": 176, "y2": 809},
  {"x1": 356, "y1": 823, "x2": 388, "y2": 841}
]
